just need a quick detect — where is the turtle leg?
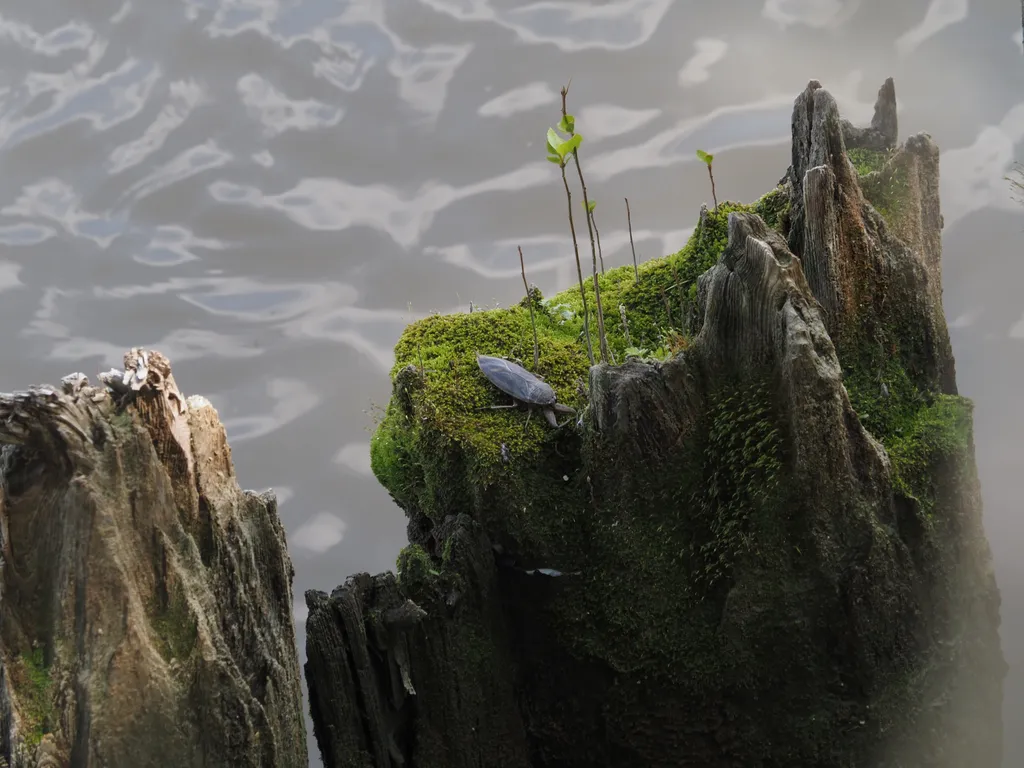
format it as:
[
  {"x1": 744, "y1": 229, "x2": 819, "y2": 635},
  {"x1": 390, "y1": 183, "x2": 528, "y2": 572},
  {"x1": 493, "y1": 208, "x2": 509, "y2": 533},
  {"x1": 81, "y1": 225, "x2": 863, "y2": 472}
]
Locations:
[{"x1": 542, "y1": 408, "x2": 559, "y2": 428}]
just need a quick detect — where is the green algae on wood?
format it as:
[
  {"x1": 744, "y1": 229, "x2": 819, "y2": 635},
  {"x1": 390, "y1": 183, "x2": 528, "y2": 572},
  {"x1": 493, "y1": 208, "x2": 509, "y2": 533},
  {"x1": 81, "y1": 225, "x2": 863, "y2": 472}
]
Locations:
[
  {"x1": 846, "y1": 146, "x2": 910, "y2": 224},
  {"x1": 847, "y1": 147, "x2": 891, "y2": 176},
  {"x1": 12, "y1": 648, "x2": 56, "y2": 748},
  {"x1": 149, "y1": 582, "x2": 199, "y2": 663},
  {"x1": 692, "y1": 378, "x2": 785, "y2": 589}
]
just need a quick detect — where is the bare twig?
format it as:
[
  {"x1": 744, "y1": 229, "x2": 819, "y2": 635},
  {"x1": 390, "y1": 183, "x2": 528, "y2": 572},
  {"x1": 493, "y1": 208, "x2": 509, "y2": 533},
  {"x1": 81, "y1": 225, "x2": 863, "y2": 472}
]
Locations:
[
  {"x1": 592, "y1": 209, "x2": 606, "y2": 274},
  {"x1": 518, "y1": 246, "x2": 540, "y2": 370},
  {"x1": 625, "y1": 197, "x2": 639, "y2": 284}
]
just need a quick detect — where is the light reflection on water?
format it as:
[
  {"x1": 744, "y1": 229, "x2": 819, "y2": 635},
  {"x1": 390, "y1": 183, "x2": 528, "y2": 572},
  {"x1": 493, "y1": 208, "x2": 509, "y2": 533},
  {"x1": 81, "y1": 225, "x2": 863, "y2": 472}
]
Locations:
[{"x1": 0, "y1": 0, "x2": 1022, "y2": 763}]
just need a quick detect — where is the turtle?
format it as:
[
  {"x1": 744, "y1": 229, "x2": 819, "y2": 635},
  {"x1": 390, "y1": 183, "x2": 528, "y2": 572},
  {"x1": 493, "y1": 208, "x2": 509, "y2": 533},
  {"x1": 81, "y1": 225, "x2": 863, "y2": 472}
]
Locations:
[{"x1": 476, "y1": 354, "x2": 576, "y2": 428}]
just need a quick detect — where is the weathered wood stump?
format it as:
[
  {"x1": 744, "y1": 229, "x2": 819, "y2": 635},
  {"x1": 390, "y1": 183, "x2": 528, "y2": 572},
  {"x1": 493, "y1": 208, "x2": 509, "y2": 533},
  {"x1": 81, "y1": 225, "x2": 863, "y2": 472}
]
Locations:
[
  {"x1": 305, "y1": 79, "x2": 1005, "y2": 768},
  {"x1": 0, "y1": 349, "x2": 307, "y2": 767}
]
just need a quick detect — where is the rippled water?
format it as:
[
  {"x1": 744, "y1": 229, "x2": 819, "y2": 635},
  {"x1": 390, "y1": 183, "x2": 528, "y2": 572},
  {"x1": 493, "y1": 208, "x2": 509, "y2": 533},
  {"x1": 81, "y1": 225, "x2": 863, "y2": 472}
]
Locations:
[{"x1": 1, "y1": 0, "x2": 1022, "y2": 763}]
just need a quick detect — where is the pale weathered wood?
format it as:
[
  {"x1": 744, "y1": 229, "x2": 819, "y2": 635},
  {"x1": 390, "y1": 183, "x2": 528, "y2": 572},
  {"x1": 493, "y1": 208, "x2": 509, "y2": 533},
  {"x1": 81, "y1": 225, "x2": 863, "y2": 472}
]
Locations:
[{"x1": 0, "y1": 349, "x2": 307, "y2": 767}]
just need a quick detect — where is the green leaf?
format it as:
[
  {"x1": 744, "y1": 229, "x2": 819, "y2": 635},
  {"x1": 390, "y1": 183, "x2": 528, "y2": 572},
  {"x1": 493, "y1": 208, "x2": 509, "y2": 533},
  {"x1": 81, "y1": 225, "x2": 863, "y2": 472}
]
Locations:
[
  {"x1": 559, "y1": 114, "x2": 575, "y2": 134},
  {"x1": 547, "y1": 127, "x2": 578, "y2": 159},
  {"x1": 587, "y1": 200, "x2": 596, "y2": 212},
  {"x1": 547, "y1": 155, "x2": 562, "y2": 164},
  {"x1": 696, "y1": 149, "x2": 713, "y2": 165}
]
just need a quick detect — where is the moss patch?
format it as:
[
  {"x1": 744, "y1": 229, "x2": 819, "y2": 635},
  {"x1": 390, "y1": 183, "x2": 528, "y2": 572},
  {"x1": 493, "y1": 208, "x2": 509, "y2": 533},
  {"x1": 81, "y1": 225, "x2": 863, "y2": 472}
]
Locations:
[
  {"x1": 847, "y1": 148, "x2": 890, "y2": 176},
  {"x1": 10, "y1": 648, "x2": 55, "y2": 748},
  {"x1": 544, "y1": 191, "x2": 791, "y2": 361},
  {"x1": 691, "y1": 378, "x2": 785, "y2": 589},
  {"x1": 397, "y1": 544, "x2": 439, "y2": 584},
  {"x1": 549, "y1": 372, "x2": 789, "y2": 681},
  {"x1": 369, "y1": 189, "x2": 793, "y2": 548},
  {"x1": 837, "y1": 292, "x2": 969, "y2": 514},
  {"x1": 150, "y1": 581, "x2": 198, "y2": 662},
  {"x1": 847, "y1": 147, "x2": 910, "y2": 224},
  {"x1": 884, "y1": 395, "x2": 972, "y2": 508}
]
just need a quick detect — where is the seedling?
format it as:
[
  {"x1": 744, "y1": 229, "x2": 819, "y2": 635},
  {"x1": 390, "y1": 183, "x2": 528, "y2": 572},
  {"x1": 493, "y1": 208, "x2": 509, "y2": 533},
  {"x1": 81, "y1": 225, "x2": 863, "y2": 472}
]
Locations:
[
  {"x1": 549, "y1": 82, "x2": 610, "y2": 364},
  {"x1": 546, "y1": 100, "x2": 594, "y2": 366},
  {"x1": 697, "y1": 149, "x2": 718, "y2": 212}
]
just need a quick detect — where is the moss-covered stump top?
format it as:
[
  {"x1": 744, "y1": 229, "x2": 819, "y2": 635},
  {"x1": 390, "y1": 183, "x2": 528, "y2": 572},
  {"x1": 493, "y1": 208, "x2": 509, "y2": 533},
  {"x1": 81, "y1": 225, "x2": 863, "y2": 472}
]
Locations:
[
  {"x1": 370, "y1": 190, "x2": 790, "y2": 513},
  {"x1": 346, "y1": 78, "x2": 1003, "y2": 768}
]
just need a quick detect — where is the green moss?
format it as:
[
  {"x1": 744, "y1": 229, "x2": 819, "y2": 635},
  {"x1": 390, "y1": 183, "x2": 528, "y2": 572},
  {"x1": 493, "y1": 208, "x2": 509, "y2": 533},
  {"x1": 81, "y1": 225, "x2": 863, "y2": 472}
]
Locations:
[
  {"x1": 692, "y1": 379, "x2": 785, "y2": 588},
  {"x1": 370, "y1": 401, "x2": 427, "y2": 514},
  {"x1": 546, "y1": 193, "x2": 789, "y2": 361},
  {"x1": 369, "y1": 187, "x2": 798, "y2": 515},
  {"x1": 837, "y1": 288, "x2": 970, "y2": 515},
  {"x1": 846, "y1": 147, "x2": 909, "y2": 223},
  {"x1": 150, "y1": 582, "x2": 198, "y2": 662},
  {"x1": 14, "y1": 648, "x2": 55, "y2": 748},
  {"x1": 847, "y1": 148, "x2": 889, "y2": 176},
  {"x1": 885, "y1": 395, "x2": 972, "y2": 509},
  {"x1": 845, "y1": 342, "x2": 972, "y2": 513},
  {"x1": 546, "y1": 373, "x2": 787, "y2": 682},
  {"x1": 369, "y1": 306, "x2": 589, "y2": 529},
  {"x1": 752, "y1": 186, "x2": 792, "y2": 232},
  {"x1": 397, "y1": 544, "x2": 438, "y2": 585}
]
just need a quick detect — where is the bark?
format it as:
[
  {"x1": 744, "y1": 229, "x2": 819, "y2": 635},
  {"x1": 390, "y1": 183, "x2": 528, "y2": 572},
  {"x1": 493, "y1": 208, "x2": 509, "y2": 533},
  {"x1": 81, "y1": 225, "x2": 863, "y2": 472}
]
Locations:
[
  {"x1": 308, "y1": 79, "x2": 1005, "y2": 767},
  {"x1": 0, "y1": 349, "x2": 307, "y2": 767},
  {"x1": 840, "y1": 76, "x2": 898, "y2": 152},
  {"x1": 305, "y1": 515, "x2": 530, "y2": 768}
]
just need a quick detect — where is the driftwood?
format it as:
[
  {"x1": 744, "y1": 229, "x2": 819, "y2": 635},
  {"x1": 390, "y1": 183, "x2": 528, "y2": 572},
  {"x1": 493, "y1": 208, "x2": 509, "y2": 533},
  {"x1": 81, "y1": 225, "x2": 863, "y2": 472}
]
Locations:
[
  {"x1": 0, "y1": 349, "x2": 307, "y2": 767},
  {"x1": 305, "y1": 80, "x2": 1005, "y2": 767}
]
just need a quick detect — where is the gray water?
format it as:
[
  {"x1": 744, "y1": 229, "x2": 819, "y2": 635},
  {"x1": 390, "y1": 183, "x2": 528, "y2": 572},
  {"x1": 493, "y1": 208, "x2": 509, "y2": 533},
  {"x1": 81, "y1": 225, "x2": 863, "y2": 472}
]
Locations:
[{"x1": 0, "y1": 0, "x2": 1021, "y2": 764}]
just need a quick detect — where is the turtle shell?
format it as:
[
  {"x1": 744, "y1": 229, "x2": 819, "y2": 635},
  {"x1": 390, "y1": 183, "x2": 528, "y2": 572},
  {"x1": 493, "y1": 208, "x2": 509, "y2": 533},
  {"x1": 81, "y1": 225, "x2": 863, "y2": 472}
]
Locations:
[{"x1": 476, "y1": 354, "x2": 557, "y2": 406}]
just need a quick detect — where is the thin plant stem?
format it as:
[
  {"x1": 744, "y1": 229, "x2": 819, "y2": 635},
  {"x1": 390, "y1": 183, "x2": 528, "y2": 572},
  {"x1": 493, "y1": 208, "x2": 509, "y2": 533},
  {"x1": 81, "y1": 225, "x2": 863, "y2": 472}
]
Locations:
[
  {"x1": 707, "y1": 164, "x2": 718, "y2": 212},
  {"x1": 562, "y1": 83, "x2": 609, "y2": 364},
  {"x1": 560, "y1": 165, "x2": 595, "y2": 366},
  {"x1": 592, "y1": 210, "x2": 605, "y2": 274},
  {"x1": 625, "y1": 197, "x2": 639, "y2": 285},
  {"x1": 518, "y1": 246, "x2": 540, "y2": 370}
]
